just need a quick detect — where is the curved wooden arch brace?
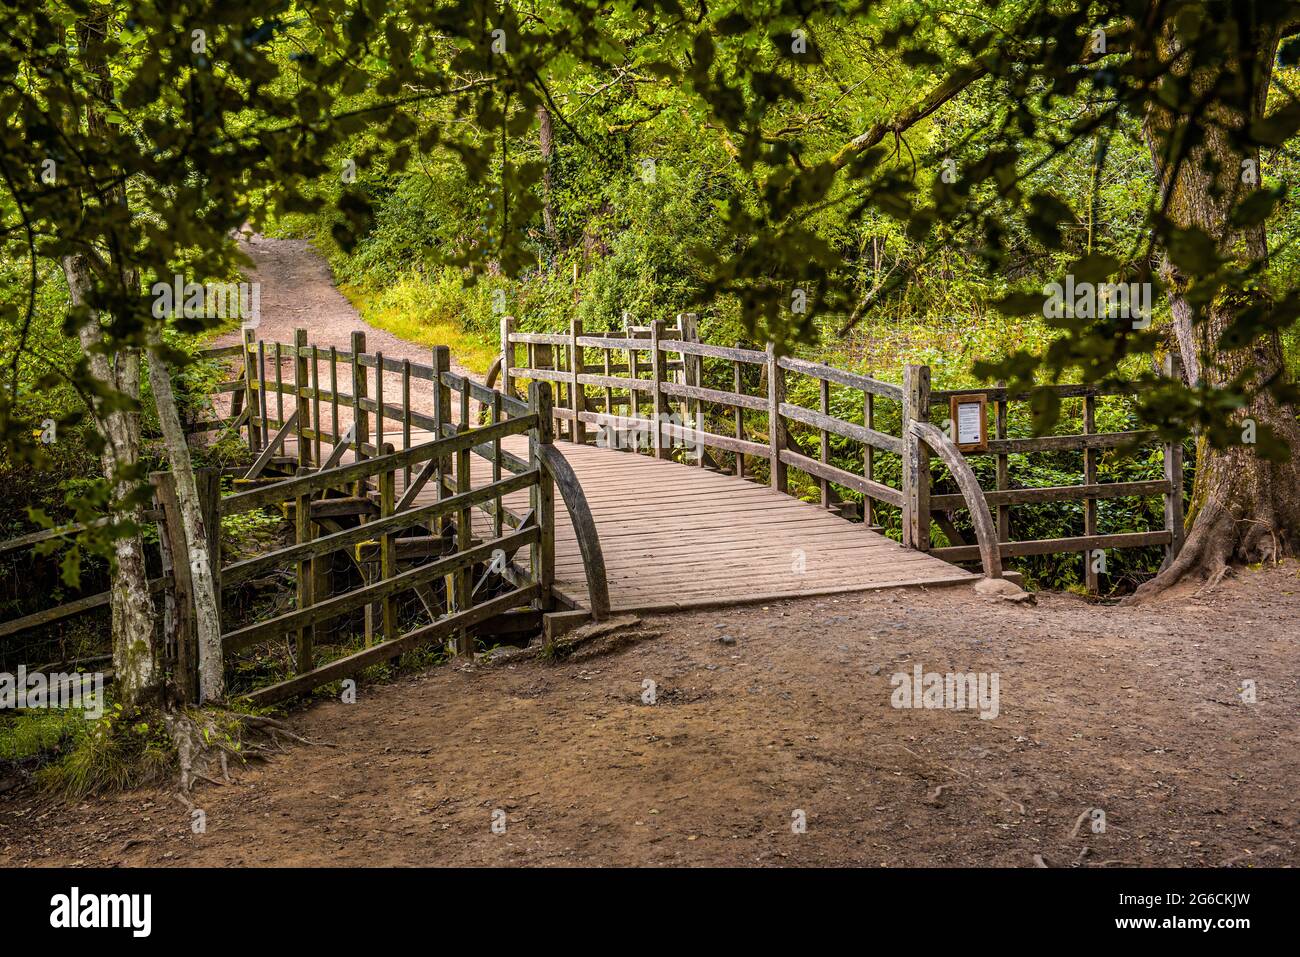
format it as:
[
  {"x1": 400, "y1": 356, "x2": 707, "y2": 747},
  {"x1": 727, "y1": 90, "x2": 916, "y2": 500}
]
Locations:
[
  {"x1": 909, "y1": 421, "x2": 1003, "y2": 579},
  {"x1": 484, "y1": 356, "x2": 503, "y2": 393},
  {"x1": 537, "y1": 443, "x2": 612, "y2": 620},
  {"x1": 476, "y1": 357, "x2": 506, "y2": 426}
]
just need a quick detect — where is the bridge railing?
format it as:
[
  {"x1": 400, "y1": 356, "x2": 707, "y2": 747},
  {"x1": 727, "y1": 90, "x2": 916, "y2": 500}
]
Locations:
[
  {"x1": 922, "y1": 356, "x2": 1185, "y2": 590},
  {"x1": 0, "y1": 332, "x2": 613, "y2": 706},
  {"x1": 500, "y1": 315, "x2": 908, "y2": 513},
  {"x1": 501, "y1": 319, "x2": 1186, "y2": 588}
]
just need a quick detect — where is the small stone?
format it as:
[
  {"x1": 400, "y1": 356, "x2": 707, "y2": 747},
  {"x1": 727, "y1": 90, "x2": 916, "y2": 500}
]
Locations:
[{"x1": 718, "y1": 635, "x2": 736, "y2": 646}]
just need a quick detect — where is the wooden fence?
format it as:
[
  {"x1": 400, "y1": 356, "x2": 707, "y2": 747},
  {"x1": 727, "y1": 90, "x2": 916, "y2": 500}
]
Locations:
[
  {"x1": 500, "y1": 315, "x2": 1185, "y2": 586},
  {"x1": 1, "y1": 333, "x2": 610, "y2": 706}
]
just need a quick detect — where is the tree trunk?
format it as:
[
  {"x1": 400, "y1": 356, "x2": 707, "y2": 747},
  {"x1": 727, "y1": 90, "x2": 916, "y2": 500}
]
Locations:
[
  {"x1": 146, "y1": 330, "x2": 225, "y2": 702},
  {"x1": 1135, "y1": 15, "x2": 1300, "y2": 598},
  {"x1": 537, "y1": 104, "x2": 559, "y2": 255},
  {"x1": 63, "y1": 254, "x2": 159, "y2": 704}
]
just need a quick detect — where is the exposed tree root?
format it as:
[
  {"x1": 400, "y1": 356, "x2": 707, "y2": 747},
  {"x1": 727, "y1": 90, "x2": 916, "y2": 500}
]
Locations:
[
  {"x1": 163, "y1": 708, "x2": 335, "y2": 796},
  {"x1": 1127, "y1": 504, "x2": 1235, "y2": 603},
  {"x1": 1126, "y1": 479, "x2": 1295, "y2": 604}
]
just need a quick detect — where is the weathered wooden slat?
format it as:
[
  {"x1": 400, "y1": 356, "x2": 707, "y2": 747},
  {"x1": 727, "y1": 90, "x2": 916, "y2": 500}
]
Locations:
[
  {"x1": 0, "y1": 576, "x2": 169, "y2": 639},
  {"x1": 929, "y1": 479, "x2": 1172, "y2": 510},
  {"x1": 244, "y1": 408, "x2": 300, "y2": 479},
  {"x1": 196, "y1": 343, "x2": 245, "y2": 359},
  {"x1": 931, "y1": 530, "x2": 1173, "y2": 562},
  {"x1": 652, "y1": 338, "x2": 769, "y2": 365},
  {"x1": 777, "y1": 355, "x2": 905, "y2": 400},
  {"x1": 929, "y1": 382, "x2": 1136, "y2": 405},
  {"x1": 778, "y1": 449, "x2": 905, "y2": 506},
  {"x1": 661, "y1": 379, "x2": 768, "y2": 412},
  {"x1": 223, "y1": 415, "x2": 536, "y2": 515},
  {"x1": 778, "y1": 401, "x2": 905, "y2": 454},
  {"x1": 242, "y1": 583, "x2": 540, "y2": 705},
  {"x1": 507, "y1": 332, "x2": 571, "y2": 346},
  {"x1": 223, "y1": 527, "x2": 539, "y2": 653},
  {"x1": 309, "y1": 497, "x2": 378, "y2": 519},
  {"x1": 572, "y1": 335, "x2": 654, "y2": 351},
  {"x1": 574, "y1": 372, "x2": 654, "y2": 393},
  {"x1": 508, "y1": 366, "x2": 569, "y2": 384},
  {"x1": 983, "y1": 430, "x2": 1157, "y2": 454},
  {"x1": 658, "y1": 419, "x2": 770, "y2": 459}
]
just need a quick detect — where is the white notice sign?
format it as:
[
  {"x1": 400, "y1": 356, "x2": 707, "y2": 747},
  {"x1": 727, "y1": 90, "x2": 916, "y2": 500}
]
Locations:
[{"x1": 956, "y1": 401, "x2": 984, "y2": 446}]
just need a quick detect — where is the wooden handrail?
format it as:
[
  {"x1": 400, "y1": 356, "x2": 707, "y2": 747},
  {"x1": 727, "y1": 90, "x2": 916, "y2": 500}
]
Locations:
[{"x1": 221, "y1": 414, "x2": 537, "y2": 515}]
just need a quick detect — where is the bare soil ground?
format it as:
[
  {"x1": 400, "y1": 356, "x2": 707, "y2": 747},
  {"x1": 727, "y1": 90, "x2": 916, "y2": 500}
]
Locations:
[{"x1": 2, "y1": 563, "x2": 1297, "y2": 867}]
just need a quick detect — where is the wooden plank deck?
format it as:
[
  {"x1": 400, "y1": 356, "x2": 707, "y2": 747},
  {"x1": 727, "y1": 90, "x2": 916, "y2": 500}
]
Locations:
[
  {"x1": 278, "y1": 424, "x2": 976, "y2": 616},
  {"x1": 472, "y1": 438, "x2": 975, "y2": 612}
]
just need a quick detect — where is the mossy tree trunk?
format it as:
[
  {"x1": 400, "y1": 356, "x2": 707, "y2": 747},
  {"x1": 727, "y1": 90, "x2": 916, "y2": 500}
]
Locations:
[{"x1": 1136, "y1": 14, "x2": 1300, "y2": 597}]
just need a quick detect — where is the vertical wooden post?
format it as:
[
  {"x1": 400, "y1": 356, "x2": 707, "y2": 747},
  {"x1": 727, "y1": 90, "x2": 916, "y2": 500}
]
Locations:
[
  {"x1": 431, "y1": 345, "x2": 451, "y2": 522},
  {"x1": 1083, "y1": 392, "x2": 1099, "y2": 593},
  {"x1": 257, "y1": 339, "x2": 268, "y2": 447},
  {"x1": 902, "y1": 363, "x2": 931, "y2": 550},
  {"x1": 863, "y1": 389, "x2": 876, "y2": 528},
  {"x1": 819, "y1": 377, "x2": 831, "y2": 508},
  {"x1": 649, "y1": 319, "x2": 669, "y2": 459},
  {"x1": 627, "y1": 314, "x2": 641, "y2": 431},
  {"x1": 766, "y1": 343, "x2": 788, "y2": 493},
  {"x1": 734, "y1": 359, "x2": 745, "y2": 478},
  {"x1": 679, "y1": 313, "x2": 703, "y2": 467},
  {"x1": 242, "y1": 328, "x2": 262, "y2": 454},
  {"x1": 401, "y1": 359, "x2": 412, "y2": 487},
  {"x1": 602, "y1": 339, "x2": 613, "y2": 416},
  {"x1": 294, "y1": 478, "x2": 314, "y2": 670},
  {"x1": 311, "y1": 344, "x2": 322, "y2": 467},
  {"x1": 529, "y1": 381, "x2": 556, "y2": 612},
  {"x1": 570, "y1": 317, "x2": 587, "y2": 444},
  {"x1": 501, "y1": 315, "x2": 515, "y2": 400},
  {"x1": 274, "y1": 341, "x2": 284, "y2": 430},
  {"x1": 373, "y1": 350, "x2": 385, "y2": 458},
  {"x1": 329, "y1": 346, "x2": 340, "y2": 447},
  {"x1": 350, "y1": 332, "x2": 369, "y2": 495},
  {"x1": 294, "y1": 329, "x2": 310, "y2": 469},
  {"x1": 452, "y1": 446, "x2": 473, "y2": 655},
  {"x1": 379, "y1": 449, "x2": 397, "y2": 644},
  {"x1": 491, "y1": 391, "x2": 504, "y2": 539},
  {"x1": 1162, "y1": 354, "x2": 1186, "y2": 566},
  {"x1": 995, "y1": 382, "x2": 1010, "y2": 543}
]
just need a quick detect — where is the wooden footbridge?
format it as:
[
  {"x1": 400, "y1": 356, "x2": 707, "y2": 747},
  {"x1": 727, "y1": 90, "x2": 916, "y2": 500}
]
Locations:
[{"x1": 0, "y1": 316, "x2": 1186, "y2": 707}]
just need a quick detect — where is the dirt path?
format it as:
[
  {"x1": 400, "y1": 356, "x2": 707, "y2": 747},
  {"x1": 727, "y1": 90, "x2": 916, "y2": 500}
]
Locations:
[
  {"x1": 3, "y1": 564, "x2": 1297, "y2": 867},
  {"x1": 209, "y1": 235, "x2": 477, "y2": 429}
]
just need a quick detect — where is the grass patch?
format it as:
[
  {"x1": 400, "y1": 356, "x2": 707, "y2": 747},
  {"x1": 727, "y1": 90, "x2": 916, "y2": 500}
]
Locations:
[
  {"x1": 1, "y1": 701, "x2": 175, "y2": 799},
  {"x1": 37, "y1": 705, "x2": 175, "y2": 798},
  {"x1": 338, "y1": 273, "x2": 499, "y2": 375}
]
